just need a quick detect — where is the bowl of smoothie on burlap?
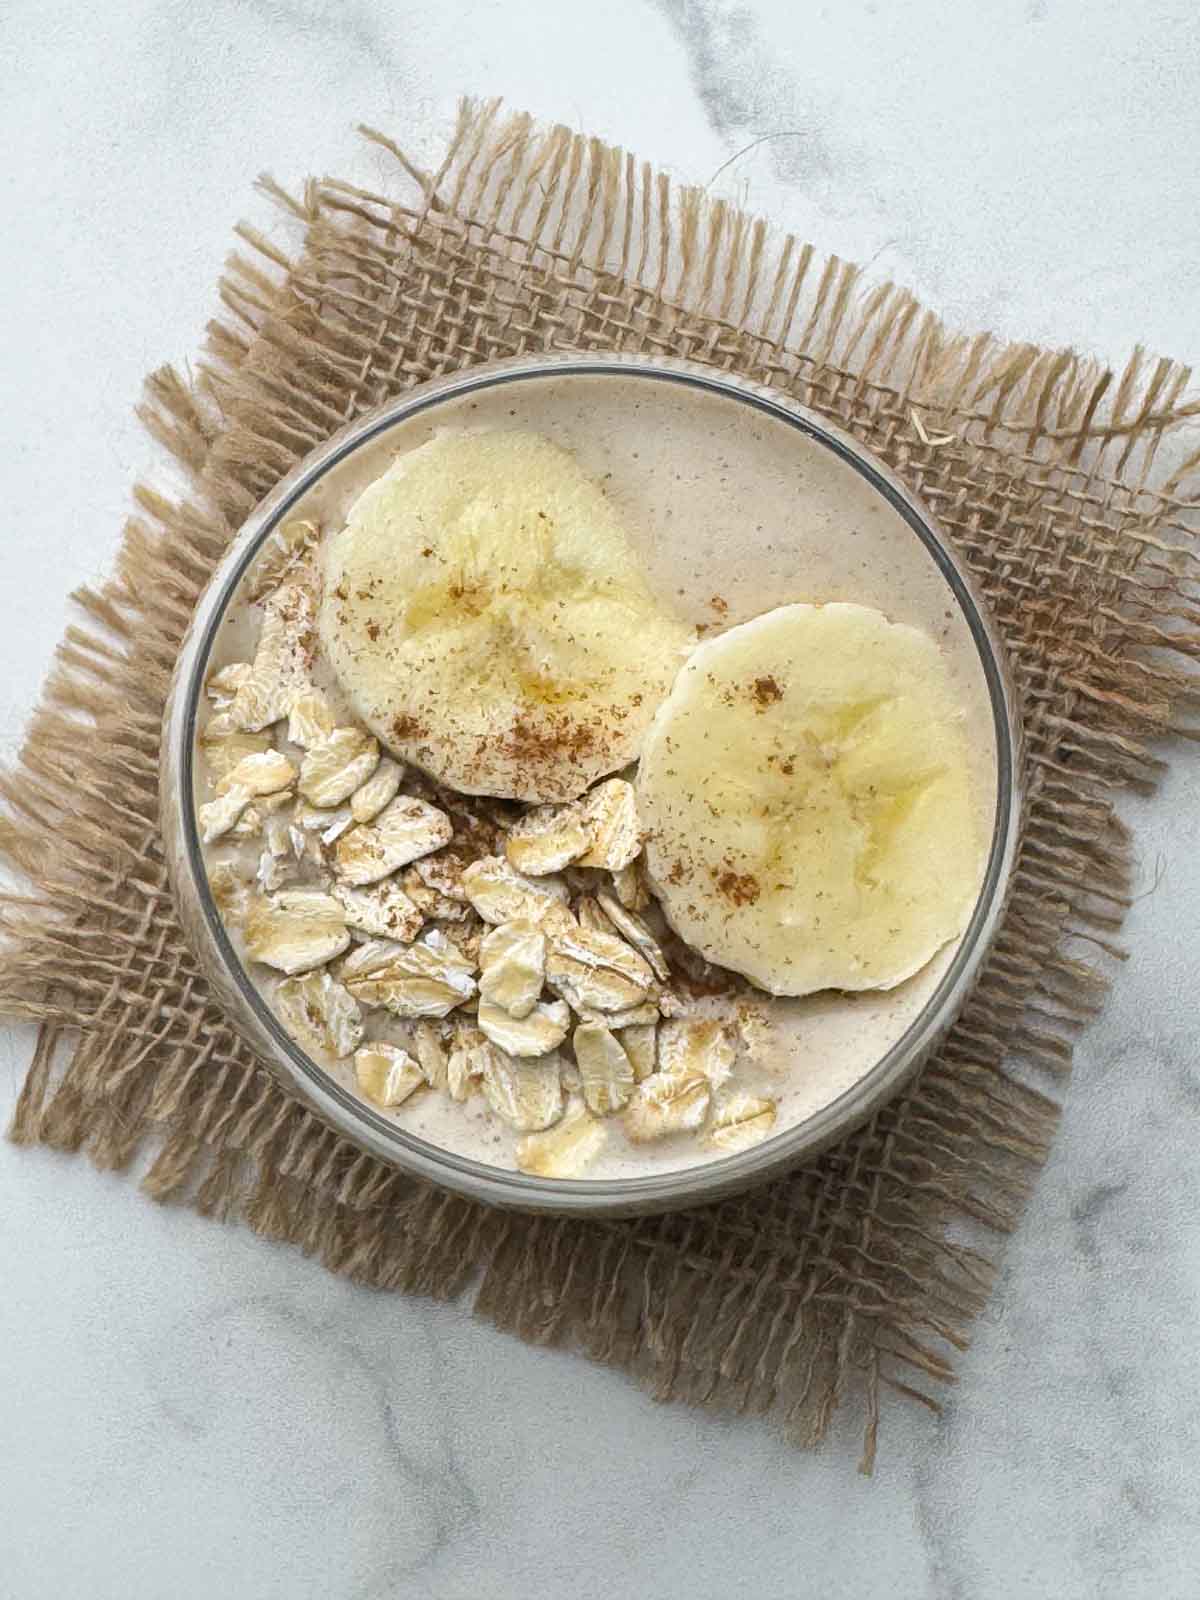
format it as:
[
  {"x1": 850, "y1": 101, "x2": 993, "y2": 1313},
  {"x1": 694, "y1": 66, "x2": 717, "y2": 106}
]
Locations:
[{"x1": 161, "y1": 353, "x2": 1019, "y2": 1216}]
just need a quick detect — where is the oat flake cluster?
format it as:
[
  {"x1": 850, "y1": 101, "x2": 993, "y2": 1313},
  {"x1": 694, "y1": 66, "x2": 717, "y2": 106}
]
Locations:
[{"x1": 198, "y1": 521, "x2": 776, "y2": 1177}]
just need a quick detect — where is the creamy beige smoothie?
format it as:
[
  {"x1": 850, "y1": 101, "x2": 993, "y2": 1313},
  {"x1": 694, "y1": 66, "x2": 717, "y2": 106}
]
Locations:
[{"x1": 194, "y1": 369, "x2": 997, "y2": 1180}]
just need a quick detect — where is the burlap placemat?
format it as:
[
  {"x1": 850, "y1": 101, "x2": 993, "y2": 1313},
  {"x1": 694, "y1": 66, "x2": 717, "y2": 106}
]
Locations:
[{"x1": 4, "y1": 101, "x2": 1198, "y2": 1468}]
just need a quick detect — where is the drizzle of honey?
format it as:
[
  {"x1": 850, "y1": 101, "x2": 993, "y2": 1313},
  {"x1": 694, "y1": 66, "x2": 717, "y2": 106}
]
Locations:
[
  {"x1": 513, "y1": 664, "x2": 580, "y2": 706},
  {"x1": 404, "y1": 579, "x2": 488, "y2": 630},
  {"x1": 403, "y1": 574, "x2": 584, "y2": 708}
]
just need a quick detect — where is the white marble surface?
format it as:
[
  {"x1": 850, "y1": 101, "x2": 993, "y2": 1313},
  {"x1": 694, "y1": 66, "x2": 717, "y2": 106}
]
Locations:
[{"x1": 3, "y1": 3, "x2": 1200, "y2": 1595}]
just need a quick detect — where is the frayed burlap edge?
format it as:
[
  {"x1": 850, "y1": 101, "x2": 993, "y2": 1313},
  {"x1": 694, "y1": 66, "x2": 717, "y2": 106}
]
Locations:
[{"x1": 4, "y1": 100, "x2": 1199, "y2": 1469}]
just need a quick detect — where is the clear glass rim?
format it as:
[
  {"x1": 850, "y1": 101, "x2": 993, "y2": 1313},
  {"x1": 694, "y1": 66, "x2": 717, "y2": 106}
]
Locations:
[{"x1": 166, "y1": 352, "x2": 1022, "y2": 1217}]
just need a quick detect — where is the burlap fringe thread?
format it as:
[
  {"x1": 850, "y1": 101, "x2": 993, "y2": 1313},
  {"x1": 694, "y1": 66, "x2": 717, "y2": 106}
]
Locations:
[{"x1": 4, "y1": 100, "x2": 1199, "y2": 1470}]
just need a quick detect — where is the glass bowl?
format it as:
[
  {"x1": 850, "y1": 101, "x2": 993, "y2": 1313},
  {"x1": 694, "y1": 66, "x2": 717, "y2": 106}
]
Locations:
[{"x1": 161, "y1": 352, "x2": 1022, "y2": 1218}]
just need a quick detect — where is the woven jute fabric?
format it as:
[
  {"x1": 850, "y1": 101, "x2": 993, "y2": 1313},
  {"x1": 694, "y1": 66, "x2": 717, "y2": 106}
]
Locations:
[{"x1": 4, "y1": 102, "x2": 1198, "y2": 1468}]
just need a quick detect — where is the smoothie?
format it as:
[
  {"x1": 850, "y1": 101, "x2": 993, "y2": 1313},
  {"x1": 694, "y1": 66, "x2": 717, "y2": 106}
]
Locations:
[{"x1": 194, "y1": 369, "x2": 997, "y2": 1180}]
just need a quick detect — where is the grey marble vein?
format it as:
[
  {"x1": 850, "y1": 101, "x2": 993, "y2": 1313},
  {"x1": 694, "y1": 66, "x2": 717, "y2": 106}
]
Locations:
[{"x1": 653, "y1": 0, "x2": 862, "y2": 192}]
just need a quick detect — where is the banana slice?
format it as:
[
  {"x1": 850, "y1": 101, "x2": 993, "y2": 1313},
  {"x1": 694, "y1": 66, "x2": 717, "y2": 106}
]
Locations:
[
  {"x1": 319, "y1": 430, "x2": 692, "y2": 803},
  {"x1": 636, "y1": 602, "x2": 983, "y2": 996}
]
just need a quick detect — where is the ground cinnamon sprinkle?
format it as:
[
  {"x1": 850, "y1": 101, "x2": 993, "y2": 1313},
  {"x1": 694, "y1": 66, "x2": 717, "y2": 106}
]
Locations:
[
  {"x1": 713, "y1": 866, "x2": 760, "y2": 906},
  {"x1": 494, "y1": 712, "x2": 600, "y2": 780}
]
